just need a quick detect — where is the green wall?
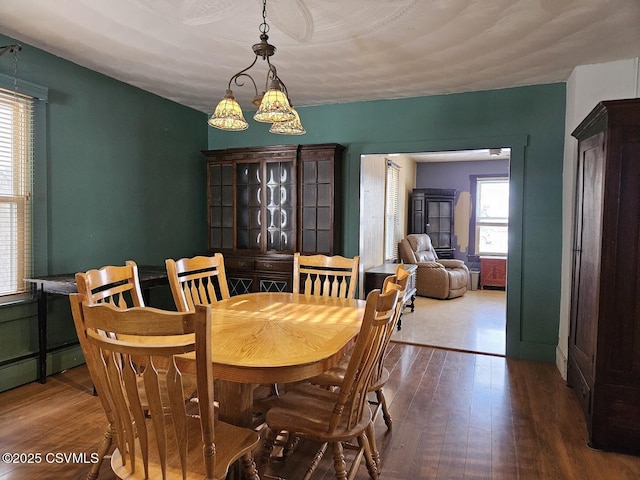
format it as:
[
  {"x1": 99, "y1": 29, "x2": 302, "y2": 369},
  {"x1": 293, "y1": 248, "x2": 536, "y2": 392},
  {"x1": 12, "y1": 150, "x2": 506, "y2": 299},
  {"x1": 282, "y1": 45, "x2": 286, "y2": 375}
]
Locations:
[
  {"x1": 0, "y1": 32, "x2": 566, "y2": 392},
  {"x1": 0, "y1": 35, "x2": 208, "y2": 391},
  {"x1": 209, "y1": 84, "x2": 567, "y2": 362}
]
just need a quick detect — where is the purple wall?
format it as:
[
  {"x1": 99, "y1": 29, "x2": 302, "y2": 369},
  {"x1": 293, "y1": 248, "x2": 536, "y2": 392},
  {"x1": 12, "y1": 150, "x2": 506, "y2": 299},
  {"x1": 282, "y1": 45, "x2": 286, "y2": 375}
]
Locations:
[{"x1": 416, "y1": 159, "x2": 509, "y2": 264}]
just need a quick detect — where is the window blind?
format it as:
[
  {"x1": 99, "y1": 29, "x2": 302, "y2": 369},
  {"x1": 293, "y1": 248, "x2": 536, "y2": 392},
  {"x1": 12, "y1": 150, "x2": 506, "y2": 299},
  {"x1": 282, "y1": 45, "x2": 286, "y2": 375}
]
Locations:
[
  {"x1": 0, "y1": 87, "x2": 34, "y2": 297},
  {"x1": 384, "y1": 159, "x2": 401, "y2": 262}
]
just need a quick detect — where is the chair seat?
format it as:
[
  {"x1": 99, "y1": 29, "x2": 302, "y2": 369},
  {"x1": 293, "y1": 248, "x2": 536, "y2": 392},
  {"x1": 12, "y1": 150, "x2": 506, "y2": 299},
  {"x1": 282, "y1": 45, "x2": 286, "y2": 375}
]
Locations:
[
  {"x1": 311, "y1": 355, "x2": 390, "y2": 394},
  {"x1": 112, "y1": 415, "x2": 260, "y2": 480},
  {"x1": 266, "y1": 383, "x2": 373, "y2": 443}
]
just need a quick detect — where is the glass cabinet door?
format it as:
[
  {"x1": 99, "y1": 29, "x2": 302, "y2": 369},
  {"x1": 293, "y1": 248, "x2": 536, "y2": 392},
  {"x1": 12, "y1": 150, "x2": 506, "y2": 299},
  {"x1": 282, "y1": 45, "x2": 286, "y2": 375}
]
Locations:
[
  {"x1": 236, "y1": 161, "x2": 262, "y2": 251},
  {"x1": 265, "y1": 160, "x2": 294, "y2": 252},
  {"x1": 235, "y1": 159, "x2": 295, "y2": 253},
  {"x1": 208, "y1": 163, "x2": 234, "y2": 250},
  {"x1": 427, "y1": 199, "x2": 452, "y2": 248}
]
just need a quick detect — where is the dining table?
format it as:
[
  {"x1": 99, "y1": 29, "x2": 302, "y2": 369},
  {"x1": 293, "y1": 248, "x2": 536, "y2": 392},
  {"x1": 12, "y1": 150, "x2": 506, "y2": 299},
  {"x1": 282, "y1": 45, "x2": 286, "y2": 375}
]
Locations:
[{"x1": 181, "y1": 291, "x2": 366, "y2": 428}]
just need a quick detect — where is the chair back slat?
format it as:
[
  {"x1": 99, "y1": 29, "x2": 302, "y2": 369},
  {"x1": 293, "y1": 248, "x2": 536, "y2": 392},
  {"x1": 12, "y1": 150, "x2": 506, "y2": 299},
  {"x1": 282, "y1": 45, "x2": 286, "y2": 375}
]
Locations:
[
  {"x1": 293, "y1": 253, "x2": 360, "y2": 299},
  {"x1": 166, "y1": 254, "x2": 230, "y2": 312},
  {"x1": 75, "y1": 261, "x2": 144, "y2": 309},
  {"x1": 374, "y1": 271, "x2": 409, "y2": 381},
  {"x1": 329, "y1": 287, "x2": 399, "y2": 433}
]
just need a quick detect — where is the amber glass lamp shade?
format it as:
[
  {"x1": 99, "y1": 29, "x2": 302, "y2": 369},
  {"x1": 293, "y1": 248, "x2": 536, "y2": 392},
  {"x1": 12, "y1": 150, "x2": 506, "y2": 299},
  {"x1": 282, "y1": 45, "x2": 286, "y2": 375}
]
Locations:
[
  {"x1": 269, "y1": 107, "x2": 306, "y2": 135},
  {"x1": 253, "y1": 81, "x2": 294, "y2": 123},
  {"x1": 208, "y1": 90, "x2": 249, "y2": 131}
]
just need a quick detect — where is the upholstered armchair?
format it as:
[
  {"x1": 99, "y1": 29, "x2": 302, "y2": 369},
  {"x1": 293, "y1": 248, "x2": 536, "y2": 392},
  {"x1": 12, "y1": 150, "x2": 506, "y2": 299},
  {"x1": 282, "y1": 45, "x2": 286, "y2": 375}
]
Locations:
[{"x1": 398, "y1": 234, "x2": 469, "y2": 299}]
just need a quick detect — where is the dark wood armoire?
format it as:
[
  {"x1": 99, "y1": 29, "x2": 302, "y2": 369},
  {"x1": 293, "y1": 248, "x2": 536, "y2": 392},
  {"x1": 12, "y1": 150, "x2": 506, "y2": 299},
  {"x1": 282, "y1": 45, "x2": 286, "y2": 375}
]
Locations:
[{"x1": 567, "y1": 98, "x2": 640, "y2": 455}]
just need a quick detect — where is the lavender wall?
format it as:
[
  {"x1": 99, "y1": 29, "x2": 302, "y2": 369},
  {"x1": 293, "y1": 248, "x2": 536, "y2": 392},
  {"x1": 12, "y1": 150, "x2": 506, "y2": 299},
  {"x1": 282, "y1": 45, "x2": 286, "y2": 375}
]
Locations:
[{"x1": 416, "y1": 159, "x2": 509, "y2": 264}]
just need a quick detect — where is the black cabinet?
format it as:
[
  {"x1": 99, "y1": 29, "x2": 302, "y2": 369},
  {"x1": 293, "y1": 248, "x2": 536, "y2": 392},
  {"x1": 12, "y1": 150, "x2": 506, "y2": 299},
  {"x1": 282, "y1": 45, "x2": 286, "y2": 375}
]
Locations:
[
  {"x1": 410, "y1": 188, "x2": 456, "y2": 259},
  {"x1": 567, "y1": 98, "x2": 640, "y2": 454},
  {"x1": 203, "y1": 143, "x2": 344, "y2": 294}
]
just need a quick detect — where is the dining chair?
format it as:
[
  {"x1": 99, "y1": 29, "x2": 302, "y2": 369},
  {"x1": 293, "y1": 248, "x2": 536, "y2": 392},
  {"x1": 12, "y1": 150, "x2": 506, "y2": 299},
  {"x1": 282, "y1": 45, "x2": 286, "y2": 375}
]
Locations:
[
  {"x1": 293, "y1": 252, "x2": 360, "y2": 299},
  {"x1": 309, "y1": 268, "x2": 409, "y2": 432},
  {"x1": 259, "y1": 287, "x2": 400, "y2": 480},
  {"x1": 74, "y1": 261, "x2": 198, "y2": 479},
  {"x1": 165, "y1": 253, "x2": 276, "y2": 428},
  {"x1": 165, "y1": 253, "x2": 230, "y2": 312},
  {"x1": 71, "y1": 296, "x2": 261, "y2": 480},
  {"x1": 73, "y1": 261, "x2": 144, "y2": 479}
]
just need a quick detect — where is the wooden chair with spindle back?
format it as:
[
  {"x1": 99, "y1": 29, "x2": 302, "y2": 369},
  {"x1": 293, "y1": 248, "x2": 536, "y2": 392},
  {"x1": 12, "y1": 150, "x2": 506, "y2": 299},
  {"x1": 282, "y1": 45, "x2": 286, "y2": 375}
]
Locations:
[
  {"x1": 309, "y1": 267, "x2": 409, "y2": 433},
  {"x1": 73, "y1": 261, "x2": 145, "y2": 479},
  {"x1": 260, "y1": 287, "x2": 400, "y2": 480},
  {"x1": 293, "y1": 253, "x2": 360, "y2": 299},
  {"x1": 71, "y1": 297, "x2": 261, "y2": 480},
  {"x1": 165, "y1": 253, "x2": 230, "y2": 313}
]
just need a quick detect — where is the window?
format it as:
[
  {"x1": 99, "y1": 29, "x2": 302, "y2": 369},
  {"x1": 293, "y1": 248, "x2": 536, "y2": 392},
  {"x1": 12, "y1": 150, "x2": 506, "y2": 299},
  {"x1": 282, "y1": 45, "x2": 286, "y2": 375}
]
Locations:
[
  {"x1": 0, "y1": 87, "x2": 34, "y2": 298},
  {"x1": 475, "y1": 177, "x2": 509, "y2": 255},
  {"x1": 384, "y1": 159, "x2": 401, "y2": 261}
]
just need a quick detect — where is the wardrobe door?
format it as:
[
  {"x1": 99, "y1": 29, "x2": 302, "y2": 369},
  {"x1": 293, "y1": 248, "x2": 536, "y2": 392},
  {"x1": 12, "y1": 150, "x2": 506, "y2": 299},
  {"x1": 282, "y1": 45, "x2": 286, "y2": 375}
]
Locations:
[{"x1": 568, "y1": 132, "x2": 605, "y2": 418}]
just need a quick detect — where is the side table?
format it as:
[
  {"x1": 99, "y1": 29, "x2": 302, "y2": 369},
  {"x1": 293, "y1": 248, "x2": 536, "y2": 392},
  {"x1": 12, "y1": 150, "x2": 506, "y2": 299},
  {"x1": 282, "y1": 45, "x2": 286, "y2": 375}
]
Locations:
[
  {"x1": 364, "y1": 263, "x2": 417, "y2": 329},
  {"x1": 479, "y1": 256, "x2": 507, "y2": 289},
  {"x1": 25, "y1": 266, "x2": 168, "y2": 383}
]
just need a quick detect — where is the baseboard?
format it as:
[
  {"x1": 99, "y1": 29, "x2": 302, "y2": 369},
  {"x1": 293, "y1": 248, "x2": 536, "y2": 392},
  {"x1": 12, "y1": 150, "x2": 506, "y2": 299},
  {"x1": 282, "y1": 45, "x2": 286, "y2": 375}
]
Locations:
[
  {"x1": 556, "y1": 345, "x2": 568, "y2": 380},
  {"x1": 0, "y1": 345, "x2": 84, "y2": 393}
]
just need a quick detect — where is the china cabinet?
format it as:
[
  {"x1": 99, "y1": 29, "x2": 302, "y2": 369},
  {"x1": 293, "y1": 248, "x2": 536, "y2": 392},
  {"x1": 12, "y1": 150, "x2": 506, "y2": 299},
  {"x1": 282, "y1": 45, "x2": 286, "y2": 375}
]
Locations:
[
  {"x1": 203, "y1": 143, "x2": 344, "y2": 294},
  {"x1": 410, "y1": 188, "x2": 456, "y2": 258}
]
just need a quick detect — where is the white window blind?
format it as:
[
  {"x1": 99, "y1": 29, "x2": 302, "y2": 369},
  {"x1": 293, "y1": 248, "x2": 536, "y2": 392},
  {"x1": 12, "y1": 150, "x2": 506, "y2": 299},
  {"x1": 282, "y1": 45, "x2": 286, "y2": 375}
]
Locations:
[
  {"x1": 0, "y1": 87, "x2": 34, "y2": 297},
  {"x1": 384, "y1": 159, "x2": 401, "y2": 262}
]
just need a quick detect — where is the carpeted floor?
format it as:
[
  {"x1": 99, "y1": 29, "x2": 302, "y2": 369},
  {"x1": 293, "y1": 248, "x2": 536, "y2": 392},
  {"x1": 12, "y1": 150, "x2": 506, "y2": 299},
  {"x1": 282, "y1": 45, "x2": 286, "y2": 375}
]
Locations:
[{"x1": 390, "y1": 288, "x2": 506, "y2": 356}]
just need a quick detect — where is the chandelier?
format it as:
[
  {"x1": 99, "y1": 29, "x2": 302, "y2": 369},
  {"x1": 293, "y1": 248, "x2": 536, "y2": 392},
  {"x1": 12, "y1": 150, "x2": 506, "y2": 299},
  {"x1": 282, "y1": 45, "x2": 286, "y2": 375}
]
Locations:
[{"x1": 208, "y1": 0, "x2": 305, "y2": 135}]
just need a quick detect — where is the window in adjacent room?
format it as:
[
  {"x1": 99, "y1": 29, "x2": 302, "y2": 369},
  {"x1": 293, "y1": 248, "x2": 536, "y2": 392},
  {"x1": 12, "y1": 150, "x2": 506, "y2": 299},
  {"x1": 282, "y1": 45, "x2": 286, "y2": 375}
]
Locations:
[
  {"x1": 474, "y1": 176, "x2": 509, "y2": 256},
  {"x1": 384, "y1": 158, "x2": 401, "y2": 262},
  {"x1": 0, "y1": 87, "x2": 34, "y2": 298}
]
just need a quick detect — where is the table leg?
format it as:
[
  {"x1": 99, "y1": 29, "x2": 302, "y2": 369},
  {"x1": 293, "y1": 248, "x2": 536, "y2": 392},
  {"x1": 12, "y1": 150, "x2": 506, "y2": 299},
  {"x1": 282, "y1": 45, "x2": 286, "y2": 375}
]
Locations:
[
  {"x1": 216, "y1": 381, "x2": 256, "y2": 480},
  {"x1": 216, "y1": 380, "x2": 255, "y2": 428},
  {"x1": 37, "y1": 287, "x2": 47, "y2": 383}
]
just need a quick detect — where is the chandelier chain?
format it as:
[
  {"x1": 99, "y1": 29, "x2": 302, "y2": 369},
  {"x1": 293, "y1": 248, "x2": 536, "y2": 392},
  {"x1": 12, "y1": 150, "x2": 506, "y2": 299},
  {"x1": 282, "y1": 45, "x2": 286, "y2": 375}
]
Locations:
[{"x1": 259, "y1": 0, "x2": 270, "y2": 35}]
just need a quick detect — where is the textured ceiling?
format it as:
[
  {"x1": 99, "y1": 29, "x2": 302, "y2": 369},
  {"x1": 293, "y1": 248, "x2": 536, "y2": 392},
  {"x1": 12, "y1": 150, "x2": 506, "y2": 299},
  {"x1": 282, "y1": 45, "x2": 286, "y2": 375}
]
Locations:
[{"x1": 0, "y1": 0, "x2": 639, "y2": 114}]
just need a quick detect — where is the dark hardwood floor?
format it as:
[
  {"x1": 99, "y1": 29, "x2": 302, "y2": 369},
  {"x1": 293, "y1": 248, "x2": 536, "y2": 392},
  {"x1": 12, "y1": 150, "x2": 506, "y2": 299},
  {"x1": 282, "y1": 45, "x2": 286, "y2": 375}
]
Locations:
[{"x1": 1, "y1": 343, "x2": 640, "y2": 479}]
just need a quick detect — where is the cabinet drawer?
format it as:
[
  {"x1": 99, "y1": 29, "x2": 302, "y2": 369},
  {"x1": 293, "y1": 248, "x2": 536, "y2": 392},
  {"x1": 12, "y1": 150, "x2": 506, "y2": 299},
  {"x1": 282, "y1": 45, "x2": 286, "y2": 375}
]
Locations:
[
  {"x1": 255, "y1": 259, "x2": 292, "y2": 272},
  {"x1": 225, "y1": 257, "x2": 255, "y2": 270}
]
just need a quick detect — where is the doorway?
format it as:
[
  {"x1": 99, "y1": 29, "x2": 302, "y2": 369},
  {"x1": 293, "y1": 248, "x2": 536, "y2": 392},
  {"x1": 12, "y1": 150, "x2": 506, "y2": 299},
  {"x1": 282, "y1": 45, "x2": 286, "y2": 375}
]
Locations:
[{"x1": 359, "y1": 148, "x2": 509, "y2": 356}]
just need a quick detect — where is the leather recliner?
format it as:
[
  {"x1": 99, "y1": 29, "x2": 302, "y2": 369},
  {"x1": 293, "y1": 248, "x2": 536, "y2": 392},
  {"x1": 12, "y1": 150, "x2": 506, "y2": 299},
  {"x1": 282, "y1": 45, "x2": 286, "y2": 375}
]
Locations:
[{"x1": 398, "y1": 234, "x2": 469, "y2": 299}]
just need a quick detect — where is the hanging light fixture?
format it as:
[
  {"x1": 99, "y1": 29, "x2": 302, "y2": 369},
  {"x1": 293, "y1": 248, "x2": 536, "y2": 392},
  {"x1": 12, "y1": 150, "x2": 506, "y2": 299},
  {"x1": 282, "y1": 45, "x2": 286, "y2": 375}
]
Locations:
[
  {"x1": 269, "y1": 105, "x2": 306, "y2": 135},
  {"x1": 208, "y1": 0, "x2": 305, "y2": 134}
]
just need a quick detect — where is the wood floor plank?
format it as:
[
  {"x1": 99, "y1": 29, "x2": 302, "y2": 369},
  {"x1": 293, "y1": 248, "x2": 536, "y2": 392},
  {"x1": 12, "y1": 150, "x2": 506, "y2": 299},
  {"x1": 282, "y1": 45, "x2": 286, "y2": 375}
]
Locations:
[{"x1": 2, "y1": 344, "x2": 640, "y2": 480}]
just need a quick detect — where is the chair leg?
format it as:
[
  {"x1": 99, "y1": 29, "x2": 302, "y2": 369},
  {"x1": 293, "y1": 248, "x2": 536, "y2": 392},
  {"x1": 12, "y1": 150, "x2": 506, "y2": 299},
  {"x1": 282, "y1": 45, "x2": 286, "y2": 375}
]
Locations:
[
  {"x1": 241, "y1": 452, "x2": 260, "y2": 480},
  {"x1": 357, "y1": 432, "x2": 379, "y2": 480},
  {"x1": 302, "y1": 442, "x2": 328, "y2": 480},
  {"x1": 282, "y1": 432, "x2": 300, "y2": 460},
  {"x1": 86, "y1": 423, "x2": 114, "y2": 480},
  {"x1": 259, "y1": 428, "x2": 278, "y2": 476},
  {"x1": 366, "y1": 421, "x2": 380, "y2": 472},
  {"x1": 331, "y1": 441, "x2": 348, "y2": 480},
  {"x1": 375, "y1": 389, "x2": 392, "y2": 430}
]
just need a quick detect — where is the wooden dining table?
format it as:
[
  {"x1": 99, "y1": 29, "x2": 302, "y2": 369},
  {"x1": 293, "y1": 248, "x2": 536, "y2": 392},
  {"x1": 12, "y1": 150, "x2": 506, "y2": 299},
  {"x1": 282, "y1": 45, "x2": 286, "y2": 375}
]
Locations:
[{"x1": 180, "y1": 291, "x2": 366, "y2": 428}]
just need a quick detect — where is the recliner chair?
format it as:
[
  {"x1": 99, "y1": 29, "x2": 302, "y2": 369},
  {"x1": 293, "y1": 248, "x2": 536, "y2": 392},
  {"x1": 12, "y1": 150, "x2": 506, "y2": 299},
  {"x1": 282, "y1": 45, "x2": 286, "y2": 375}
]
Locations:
[{"x1": 398, "y1": 233, "x2": 469, "y2": 299}]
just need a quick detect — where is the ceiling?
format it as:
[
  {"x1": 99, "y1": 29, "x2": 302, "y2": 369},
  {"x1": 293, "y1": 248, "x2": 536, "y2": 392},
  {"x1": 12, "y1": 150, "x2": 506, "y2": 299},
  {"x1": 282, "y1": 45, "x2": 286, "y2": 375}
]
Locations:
[{"x1": 1, "y1": 0, "x2": 639, "y2": 115}]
